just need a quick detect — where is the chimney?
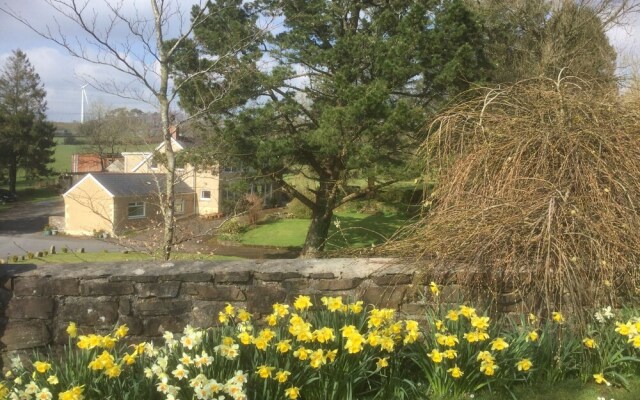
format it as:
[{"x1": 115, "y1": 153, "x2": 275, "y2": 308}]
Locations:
[{"x1": 169, "y1": 125, "x2": 180, "y2": 140}]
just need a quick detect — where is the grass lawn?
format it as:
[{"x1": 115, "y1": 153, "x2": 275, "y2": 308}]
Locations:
[
  {"x1": 240, "y1": 211, "x2": 407, "y2": 249},
  {"x1": 475, "y1": 378, "x2": 640, "y2": 400},
  {"x1": 11, "y1": 251, "x2": 242, "y2": 264}
]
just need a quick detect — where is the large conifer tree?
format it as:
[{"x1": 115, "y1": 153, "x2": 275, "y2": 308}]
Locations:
[
  {"x1": 0, "y1": 50, "x2": 55, "y2": 192},
  {"x1": 177, "y1": 0, "x2": 490, "y2": 256}
]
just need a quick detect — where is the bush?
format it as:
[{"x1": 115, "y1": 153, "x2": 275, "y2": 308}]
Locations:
[
  {"x1": 286, "y1": 198, "x2": 312, "y2": 219},
  {"x1": 217, "y1": 217, "x2": 247, "y2": 242},
  {"x1": 394, "y1": 77, "x2": 640, "y2": 318}
]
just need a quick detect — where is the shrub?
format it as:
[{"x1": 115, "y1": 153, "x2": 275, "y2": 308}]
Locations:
[
  {"x1": 286, "y1": 198, "x2": 312, "y2": 219},
  {"x1": 217, "y1": 217, "x2": 247, "y2": 242},
  {"x1": 394, "y1": 76, "x2": 640, "y2": 318}
]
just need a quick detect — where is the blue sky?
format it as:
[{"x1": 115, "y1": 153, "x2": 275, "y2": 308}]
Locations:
[{"x1": 0, "y1": 0, "x2": 638, "y2": 123}]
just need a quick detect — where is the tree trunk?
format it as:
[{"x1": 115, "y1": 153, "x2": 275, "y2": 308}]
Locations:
[
  {"x1": 8, "y1": 155, "x2": 17, "y2": 193},
  {"x1": 301, "y1": 207, "x2": 334, "y2": 258},
  {"x1": 159, "y1": 101, "x2": 175, "y2": 261},
  {"x1": 300, "y1": 180, "x2": 337, "y2": 258}
]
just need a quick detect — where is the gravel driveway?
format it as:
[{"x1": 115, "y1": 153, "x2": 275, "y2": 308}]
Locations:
[{"x1": 0, "y1": 198, "x2": 125, "y2": 258}]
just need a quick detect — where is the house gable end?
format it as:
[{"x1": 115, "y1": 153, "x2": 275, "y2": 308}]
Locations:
[{"x1": 63, "y1": 173, "x2": 115, "y2": 198}]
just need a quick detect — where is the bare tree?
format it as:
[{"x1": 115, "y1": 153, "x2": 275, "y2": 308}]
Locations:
[{"x1": 1, "y1": 0, "x2": 263, "y2": 259}]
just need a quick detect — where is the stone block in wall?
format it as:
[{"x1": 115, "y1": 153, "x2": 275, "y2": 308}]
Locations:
[
  {"x1": 309, "y1": 272, "x2": 335, "y2": 279},
  {"x1": 360, "y1": 286, "x2": 407, "y2": 309},
  {"x1": 133, "y1": 299, "x2": 192, "y2": 316},
  {"x1": 13, "y1": 277, "x2": 79, "y2": 296},
  {"x1": 119, "y1": 299, "x2": 131, "y2": 316},
  {"x1": 190, "y1": 301, "x2": 225, "y2": 328},
  {"x1": 80, "y1": 280, "x2": 134, "y2": 296},
  {"x1": 400, "y1": 302, "x2": 429, "y2": 317},
  {"x1": 0, "y1": 288, "x2": 12, "y2": 307},
  {"x1": 372, "y1": 274, "x2": 413, "y2": 286},
  {"x1": 311, "y1": 278, "x2": 362, "y2": 291},
  {"x1": 1, "y1": 320, "x2": 50, "y2": 350},
  {"x1": 58, "y1": 299, "x2": 119, "y2": 327},
  {"x1": 254, "y1": 271, "x2": 302, "y2": 282},
  {"x1": 117, "y1": 316, "x2": 143, "y2": 336},
  {"x1": 158, "y1": 272, "x2": 212, "y2": 282},
  {"x1": 143, "y1": 315, "x2": 189, "y2": 336},
  {"x1": 6, "y1": 297, "x2": 54, "y2": 319},
  {"x1": 109, "y1": 275, "x2": 158, "y2": 283},
  {"x1": 214, "y1": 271, "x2": 251, "y2": 283},
  {"x1": 280, "y1": 279, "x2": 311, "y2": 294},
  {"x1": 136, "y1": 281, "x2": 181, "y2": 298},
  {"x1": 247, "y1": 286, "x2": 286, "y2": 314},
  {"x1": 439, "y1": 284, "x2": 465, "y2": 303},
  {"x1": 182, "y1": 283, "x2": 246, "y2": 302}
]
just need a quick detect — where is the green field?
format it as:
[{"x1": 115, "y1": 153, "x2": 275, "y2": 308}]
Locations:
[
  {"x1": 239, "y1": 211, "x2": 407, "y2": 249},
  {"x1": 50, "y1": 139, "x2": 156, "y2": 173}
]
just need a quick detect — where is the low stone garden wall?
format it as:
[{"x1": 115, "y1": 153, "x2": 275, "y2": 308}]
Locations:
[{"x1": 0, "y1": 258, "x2": 442, "y2": 365}]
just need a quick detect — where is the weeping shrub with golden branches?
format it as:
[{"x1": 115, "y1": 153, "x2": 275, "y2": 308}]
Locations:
[{"x1": 395, "y1": 76, "x2": 640, "y2": 317}]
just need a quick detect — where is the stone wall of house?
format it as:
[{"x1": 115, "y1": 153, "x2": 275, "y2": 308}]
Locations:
[{"x1": 0, "y1": 258, "x2": 503, "y2": 366}]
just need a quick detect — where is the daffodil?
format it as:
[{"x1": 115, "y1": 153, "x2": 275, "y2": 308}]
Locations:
[
  {"x1": 526, "y1": 330, "x2": 539, "y2": 342},
  {"x1": 285, "y1": 386, "x2": 301, "y2": 399},
  {"x1": 516, "y1": 359, "x2": 533, "y2": 371},
  {"x1": 321, "y1": 296, "x2": 345, "y2": 312},
  {"x1": 427, "y1": 349, "x2": 443, "y2": 363},
  {"x1": 471, "y1": 316, "x2": 490, "y2": 331},
  {"x1": 459, "y1": 305, "x2": 477, "y2": 318},
  {"x1": 293, "y1": 295, "x2": 313, "y2": 311},
  {"x1": 582, "y1": 337, "x2": 597, "y2": 349},
  {"x1": 33, "y1": 361, "x2": 51, "y2": 374},
  {"x1": 446, "y1": 310, "x2": 459, "y2": 321},
  {"x1": 429, "y1": 281, "x2": 439, "y2": 296},
  {"x1": 114, "y1": 324, "x2": 128, "y2": 339},
  {"x1": 490, "y1": 337, "x2": 509, "y2": 351},
  {"x1": 275, "y1": 370, "x2": 291, "y2": 383},
  {"x1": 552, "y1": 312, "x2": 565, "y2": 324},
  {"x1": 447, "y1": 365, "x2": 464, "y2": 378},
  {"x1": 593, "y1": 373, "x2": 610, "y2": 385},
  {"x1": 348, "y1": 301, "x2": 364, "y2": 313},
  {"x1": 277, "y1": 339, "x2": 292, "y2": 353},
  {"x1": 376, "y1": 357, "x2": 389, "y2": 369},
  {"x1": 615, "y1": 321, "x2": 635, "y2": 337},
  {"x1": 480, "y1": 361, "x2": 497, "y2": 376},
  {"x1": 256, "y1": 365, "x2": 274, "y2": 379},
  {"x1": 66, "y1": 322, "x2": 78, "y2": 338}
]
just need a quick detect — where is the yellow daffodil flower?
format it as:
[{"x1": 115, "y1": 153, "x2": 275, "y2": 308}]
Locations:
[
  {"x1": 448, "y1": 365, "x2": 464, "y2": 378},
  {"x1": 516, "y1": 359, "x2": 533, "y2": 371}
]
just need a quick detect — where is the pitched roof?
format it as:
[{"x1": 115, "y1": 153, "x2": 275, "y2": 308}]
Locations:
[{"x1": 89, "y1": 173, "x2": 194, "y2": 197}]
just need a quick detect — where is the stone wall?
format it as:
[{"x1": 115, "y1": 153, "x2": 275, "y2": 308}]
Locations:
[{"x1": 0, "y1": 258, "x2": 446, "y2": 365}]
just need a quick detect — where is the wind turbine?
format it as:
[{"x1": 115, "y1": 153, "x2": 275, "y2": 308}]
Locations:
[{"x1": 80, "y1": 84, "x2": 89, "y2": 123}]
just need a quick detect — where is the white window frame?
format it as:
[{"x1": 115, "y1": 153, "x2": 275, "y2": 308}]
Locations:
[
  {"x1": 127, "y1": 202, "x2": 146, "y2": 219},
  {"x1": 175, "y1": 199, "x2": 185, "y2": 214},
  {"x1": 201, "y1": 190, "x2": 211, "y2": 201}
]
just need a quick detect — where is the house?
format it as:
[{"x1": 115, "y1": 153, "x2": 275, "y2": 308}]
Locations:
[
  {"x1": 63, "y1": 130, "x2": 279, "y2": 236},
  {"x1": 63, "y1": 173, "x2": 195, "y2": 236},
  {"x1": 71, "y1": 153, "x2": 124, "y2": 173},
  {"x1": 122, "y1": 136, "x2": 224, "y2": 216}
]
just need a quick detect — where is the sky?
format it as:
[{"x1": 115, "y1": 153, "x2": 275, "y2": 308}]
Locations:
[{"x1": 0, "y1": 0, "x2": 639, "y2": 123}]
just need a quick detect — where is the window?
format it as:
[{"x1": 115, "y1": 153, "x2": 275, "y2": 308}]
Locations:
[
  {"x1": 201, "y1": 190, "x2": 211, "y2": 200},
  {"x1": 175, "y1": 199, "x2": 185, "y2": 214},
  {"x1": 127, "y1": 202, "x2": 145, "y2": 219}
]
